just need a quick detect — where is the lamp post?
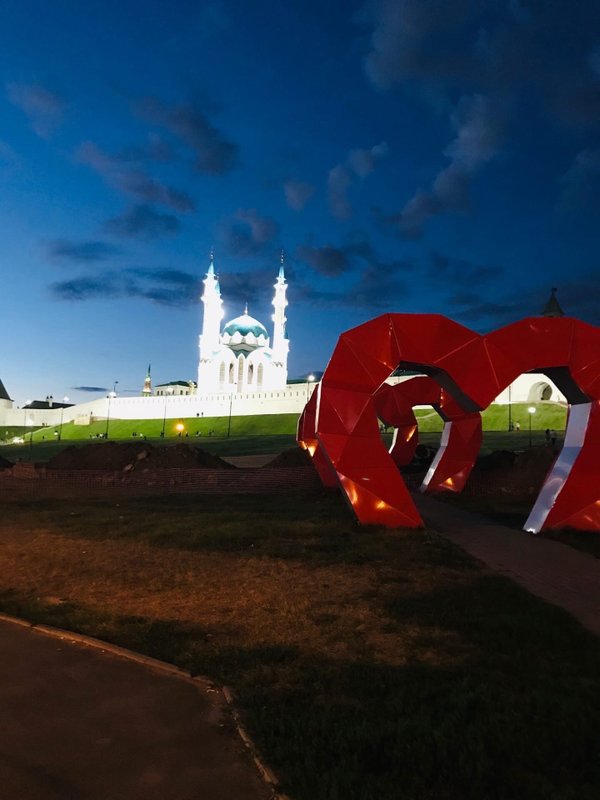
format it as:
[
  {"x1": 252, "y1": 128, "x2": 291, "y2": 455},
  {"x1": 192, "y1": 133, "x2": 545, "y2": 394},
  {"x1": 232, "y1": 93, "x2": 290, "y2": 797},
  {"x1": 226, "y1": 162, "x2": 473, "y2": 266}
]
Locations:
[
  {"x1": 528, "y1": 405, "x2": 536, "y2": 448},
  {"x1": 105, "y1": 381, "x2": 118, "y2": 440},
  {"x1": 508, "y1": 383, "x2": 512, "y2": 431},
  {"x1": 175, "y1": 422, "x2": 184, "y2": 438},
  {"x1": 23, "y1": 401, "x2": 31, "y2": 438},
  {"x1": 161, "y1": 386, "x2": 174, "y2": 438},
  {"x1": 59, "y1": 396, "x2": 69, "y2": 441},
  {"x1": 307, "y1": 374, "x2": 315, "y2": 401},
  {"x1": 227, "y1": 392, "x2": 233, "y2": 438}
]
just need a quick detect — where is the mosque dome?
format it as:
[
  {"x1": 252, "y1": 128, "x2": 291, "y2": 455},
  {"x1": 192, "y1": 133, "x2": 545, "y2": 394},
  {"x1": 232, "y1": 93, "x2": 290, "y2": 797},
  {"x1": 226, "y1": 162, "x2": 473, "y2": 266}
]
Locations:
[{"x1": 223, "y1": 312, "x2": 268, "y2": 339}]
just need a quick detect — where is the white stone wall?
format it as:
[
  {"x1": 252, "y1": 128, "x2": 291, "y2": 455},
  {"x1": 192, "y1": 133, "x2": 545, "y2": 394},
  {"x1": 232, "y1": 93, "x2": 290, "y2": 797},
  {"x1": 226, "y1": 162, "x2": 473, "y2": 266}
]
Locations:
[{"x1": 0, "y1": 373, "x2": 568, "y2": 431}]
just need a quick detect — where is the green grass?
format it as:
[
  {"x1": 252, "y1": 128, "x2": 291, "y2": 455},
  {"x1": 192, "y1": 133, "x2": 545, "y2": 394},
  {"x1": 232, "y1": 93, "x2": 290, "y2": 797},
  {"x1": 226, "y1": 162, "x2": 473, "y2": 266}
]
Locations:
[
  {"x1": 1, "y1": 494, "x2": 600, "y2": 799},
  {"x1": 414, "y1": 402, "x2": 567, "y2": 433},
  {"x1": 26, "y1": 412, "x2": 299, "y2": 442}
]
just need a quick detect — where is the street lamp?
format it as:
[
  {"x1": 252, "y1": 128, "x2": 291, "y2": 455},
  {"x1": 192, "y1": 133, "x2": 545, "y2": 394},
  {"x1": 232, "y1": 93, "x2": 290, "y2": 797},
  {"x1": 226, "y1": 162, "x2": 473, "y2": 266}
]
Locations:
[
  {"x1": 161, "y1": 386, "x2": 174, "y2": 437},
  {"x1": 175, "y1": 422, "x2": 184, "y2": 438},
  {"x1": 227, "y1": 392, "x2": 233, "y2": 438},
  {"x1": 105, "y1": 381, "x2": 118, "y2": 440},
  {"x1": 59, "y1": 396, "x2": 70, "y2": 441},
  {"x1": 528, "y1": 405, "x2": 536, "y2": 448},
  {"x1": 307, "y1": 373, "x2": 315, "y2": 401}
]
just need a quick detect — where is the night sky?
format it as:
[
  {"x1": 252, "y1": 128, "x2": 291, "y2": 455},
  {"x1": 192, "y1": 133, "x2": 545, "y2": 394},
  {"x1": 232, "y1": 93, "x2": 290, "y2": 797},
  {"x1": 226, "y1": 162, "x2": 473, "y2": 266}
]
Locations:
[{"x1": 1, "y1": 0, "x2": 599, "y2": 404}]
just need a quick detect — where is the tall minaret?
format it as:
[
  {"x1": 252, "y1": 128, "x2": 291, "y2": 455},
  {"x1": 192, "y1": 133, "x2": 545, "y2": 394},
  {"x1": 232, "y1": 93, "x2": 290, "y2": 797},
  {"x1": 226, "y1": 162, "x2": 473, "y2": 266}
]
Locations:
[
  {"x1": 198, "y1": 250, "x2": 224, "y2": 392},
  {"x1": 271, "y1": 251, "x2": 289, "y2": 387}
]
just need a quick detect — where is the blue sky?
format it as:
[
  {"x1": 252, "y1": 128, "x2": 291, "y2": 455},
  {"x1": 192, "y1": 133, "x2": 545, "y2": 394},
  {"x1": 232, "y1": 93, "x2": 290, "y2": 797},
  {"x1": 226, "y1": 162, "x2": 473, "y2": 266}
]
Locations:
[{"x1": 1, "y1": 0, "x2": 599, "y2": 404}]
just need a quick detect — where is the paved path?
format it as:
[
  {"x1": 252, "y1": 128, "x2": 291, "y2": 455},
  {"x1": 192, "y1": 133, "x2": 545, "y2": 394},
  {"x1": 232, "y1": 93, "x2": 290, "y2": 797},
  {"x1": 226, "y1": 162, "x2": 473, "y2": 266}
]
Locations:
[
  {"x1": 413, "y1": 492, "x2": 600, "y2": 636},
  {"x1": 0, "y1": 619, "x2": 271, "y2": 800}
]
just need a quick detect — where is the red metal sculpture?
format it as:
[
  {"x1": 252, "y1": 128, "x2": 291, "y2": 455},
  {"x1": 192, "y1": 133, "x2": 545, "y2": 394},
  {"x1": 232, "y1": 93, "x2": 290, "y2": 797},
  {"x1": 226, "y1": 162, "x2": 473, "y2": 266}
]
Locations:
[{"x1": 297, "y1": 314, "x2": 600, "y2": 533}]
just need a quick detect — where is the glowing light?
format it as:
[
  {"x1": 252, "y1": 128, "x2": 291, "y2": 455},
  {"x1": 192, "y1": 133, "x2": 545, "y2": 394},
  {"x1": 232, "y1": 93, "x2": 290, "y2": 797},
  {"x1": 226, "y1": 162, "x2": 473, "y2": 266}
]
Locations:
[
  {"x1": 528, "y1": 406, "x2": 536, "y2": 414},
  {"x1": 175, "y1": 422, "x2": 184, "y2": 432}
]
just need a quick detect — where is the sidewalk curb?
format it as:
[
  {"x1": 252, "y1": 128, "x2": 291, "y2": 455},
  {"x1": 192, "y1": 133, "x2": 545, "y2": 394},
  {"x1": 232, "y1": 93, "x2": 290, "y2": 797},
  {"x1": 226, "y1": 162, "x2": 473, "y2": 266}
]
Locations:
[{"x1": 0, "y1": 611, "x2": 290, "y2": 800}]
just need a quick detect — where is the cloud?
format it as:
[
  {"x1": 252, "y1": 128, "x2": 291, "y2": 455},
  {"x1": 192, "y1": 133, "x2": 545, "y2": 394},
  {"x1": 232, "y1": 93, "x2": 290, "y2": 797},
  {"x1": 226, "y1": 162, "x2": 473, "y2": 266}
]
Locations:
[
  {"x1": 559, "y1": 149, "x2": 600, "y2": 212},
  {"x1": 104, "y1": 205, "x2": 180, "y2": 238},
  {"x1": 50, "y1": 267, "x2": 200, "y2": 307},
  {"x1": 76, "y1": 142, "x2": 195, "y2": 212},
  {"x1": 72, "y1": 386, "x2": 109, "y2": 393},
  {"x1": 46, "y1": 239, "x2": 122, "y2": 263},
  {"x1": 388, "y1": 94, "x2": 506, "y2": 237},
  {"x1": 448, "y1": 278, "x2": 600, "y2": 329},
  {"x1": 116, "y1": 171, "x2": 195, "y2": 212},
  {"x1": 6, "y1": 82, "x2": 64, "y2": 137},
  {"x1": 295, "y1": 263, "x2": 407, "y2": 310},
  {"x1": 327, "y1": 165, "x2": 353, "y2": 220},
  {"x1": 138, "y1": 97, "x2": 237, "y2": 174},
  {"x1": 284, "y1": 179, "x2": 315, "y2": 211},
  {"x1": 328, "y1": 142, "x2": 389, "y2": 219},
  {"x1": 220, "y1": 209, "x2": 279, "y2": 257},
  {"x1": 50, "y1": 275, "x2": 119, "y2": 301},
  {"x1": 296, "y1": 244, "x2": 351, "y2": 277},
  {"x1": 428, "y1": 250, "x2": 502, "y2": 286},
  {"x1": 362, "y1": 1, "x2": 600, "y2": 128},
  {"x1": 348, "y1": 142, "x2": 389, "y2": 177}
]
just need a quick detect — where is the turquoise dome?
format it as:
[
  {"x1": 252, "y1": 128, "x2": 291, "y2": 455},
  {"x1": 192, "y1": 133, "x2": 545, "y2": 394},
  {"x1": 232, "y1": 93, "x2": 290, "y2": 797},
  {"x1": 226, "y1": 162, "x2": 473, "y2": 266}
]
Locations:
[{"x1": 223, "y1": 313, "x2": 268, "y2": 338}]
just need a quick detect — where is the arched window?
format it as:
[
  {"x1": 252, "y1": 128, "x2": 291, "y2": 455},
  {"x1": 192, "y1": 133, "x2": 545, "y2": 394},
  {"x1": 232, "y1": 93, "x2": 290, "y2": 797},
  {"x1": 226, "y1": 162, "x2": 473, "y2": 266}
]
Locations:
[
  {"x1": 229, "y1": 363, "x2": 234, "y2": 383},
  {"x1": 219, "y1": 362, "x2": 226, "y2": 385},
  {"x1": 257, "y1": 363, "x2": 264, "y2": 387},
  {"x1": 248, "y1": 364, "x2": 254, "y2": 384},
  {"x1": 237, "y1": 357, "x2": 244, "y2": 392}
]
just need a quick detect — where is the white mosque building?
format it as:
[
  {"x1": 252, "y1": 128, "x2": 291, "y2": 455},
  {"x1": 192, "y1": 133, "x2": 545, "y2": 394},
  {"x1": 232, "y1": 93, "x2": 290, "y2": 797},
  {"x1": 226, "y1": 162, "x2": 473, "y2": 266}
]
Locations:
[
  {"x1": 0, "y1": 268, "x2": 568, "y2": 432},
  {"x1": 197, "y1": 253, "x2": 289, "y2": 394}
]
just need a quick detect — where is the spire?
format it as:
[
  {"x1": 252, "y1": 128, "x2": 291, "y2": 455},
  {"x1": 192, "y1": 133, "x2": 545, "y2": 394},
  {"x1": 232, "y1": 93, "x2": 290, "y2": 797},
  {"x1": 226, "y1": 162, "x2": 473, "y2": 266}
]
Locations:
[
  {"x1": 244, "y1": 302, "x2": 248, "y2": 315},
  {"x1": 542, "y1": 288, "x2": 565, "y2": 318},
  {"x1": 278, "y1": 249, "x2": 286, "y2": 283},
  {"x1": 207, "y1": 248, "x2": 215, "y2": 277},
  {"x1": 142, "y1": 363, "x2": 152, "y2": 396}
]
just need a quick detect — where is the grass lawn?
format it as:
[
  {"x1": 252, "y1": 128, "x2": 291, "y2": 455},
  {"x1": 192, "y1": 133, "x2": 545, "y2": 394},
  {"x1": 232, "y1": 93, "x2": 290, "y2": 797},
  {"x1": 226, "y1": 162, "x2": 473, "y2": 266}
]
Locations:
[{"x1": 0, "y1": 493, "x2": 599, "y2": 799}]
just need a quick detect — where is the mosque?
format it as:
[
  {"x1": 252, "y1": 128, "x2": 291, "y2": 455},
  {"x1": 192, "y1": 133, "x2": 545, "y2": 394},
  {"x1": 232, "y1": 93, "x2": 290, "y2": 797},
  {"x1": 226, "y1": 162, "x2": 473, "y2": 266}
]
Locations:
[{"x1": 0, "y1": 259, "x2": 568, "y2": 432}]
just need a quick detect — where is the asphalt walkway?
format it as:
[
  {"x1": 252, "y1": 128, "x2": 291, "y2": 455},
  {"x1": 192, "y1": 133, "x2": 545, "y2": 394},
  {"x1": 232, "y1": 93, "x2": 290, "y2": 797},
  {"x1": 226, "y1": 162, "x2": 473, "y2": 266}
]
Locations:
[
  {"x1": 0, "y1": 619, "x2": 271, "y2": 800},
  {"x1": 413, "y1": 492, "x2": 600, "y2": 636}
]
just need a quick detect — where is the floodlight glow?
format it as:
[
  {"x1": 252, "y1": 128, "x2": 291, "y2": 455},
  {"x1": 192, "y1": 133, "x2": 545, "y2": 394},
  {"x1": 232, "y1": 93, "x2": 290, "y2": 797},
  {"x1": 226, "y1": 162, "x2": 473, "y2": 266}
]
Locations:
[{"x1": 528, "y1": 406, "x2": 536, "y2": 414}]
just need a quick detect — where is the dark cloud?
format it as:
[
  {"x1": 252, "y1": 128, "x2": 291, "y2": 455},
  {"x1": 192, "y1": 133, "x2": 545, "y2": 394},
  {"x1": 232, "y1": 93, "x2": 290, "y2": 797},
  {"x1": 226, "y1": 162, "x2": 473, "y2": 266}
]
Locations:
[
  {"x1": 327, "y1": 165, "x2": 353, "y2": 220},
  {"x1": 296, "y1": 244, "x2": 351, "y2": 277},
  {"x1": 387, "y1": 94, "x2": 506, "y2": 237},
  {"x1": 428, "y1": 250, "x2": 502, "y2": 286},
  {"x1": 362, "y1": 1, "x2": 600, "y2": 128},
  {"x1": 77, "y1": 142, "x2": 195, "y2": 212},
  {"x1": 220, "y1": 209, "x2": 279, "y2": 257},
  {"x1": 46, "y1": 239, "x2": 122, "y2": 263},
  {"x1": 104, "y1": 205, "x2": 180, "y2": 238},
  {"x1": 559, "y1": 149, "x2": 600, "y2": 213},
  {"x1": 50, "y1": 275, "x2": 119, "y2": 301},
  {"x1": 328, "y1": 142, "x2": 389, "y2": 219},
  {"x1": 117, "y1": 171, "x2": 195, "y2": 212},
  {"x1": 72, "y1": 386, "x2": 108, "y2": 393},
  {"x1": 284, "y1": 179, "x2": 315, "y2": 211},
  {"x1": 448, "y1": 278, "x2": 600, "y2": 330},
  {"x1": 50, "y1": 267, "x2": 200, "y2": 307},
  {"x1": 295, "y1": 265, "x2": 407, "y2": 310},
  {"x1": 138, "y1": 97, "x2": 237, "y2": 174},
  {"x1": 218, "y1": 267, "x2": 283, "y2": 309},
  {"x1": 6, "y1": 82, "x2": 64, "y2": 137}
]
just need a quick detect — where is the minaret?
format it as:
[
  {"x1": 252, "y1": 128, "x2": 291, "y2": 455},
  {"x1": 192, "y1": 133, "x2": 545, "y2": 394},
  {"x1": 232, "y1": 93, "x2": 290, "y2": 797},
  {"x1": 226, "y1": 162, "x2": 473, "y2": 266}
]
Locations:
[
  {"x1": 271, "y1": 251, "x2": 289, "y2": 387},
  {"x1": 142, "y1": 364, "x2": 152, "y2": 397},
  {"x1": 198, "y1": 250, "x2": 224, "y2": 392}
]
